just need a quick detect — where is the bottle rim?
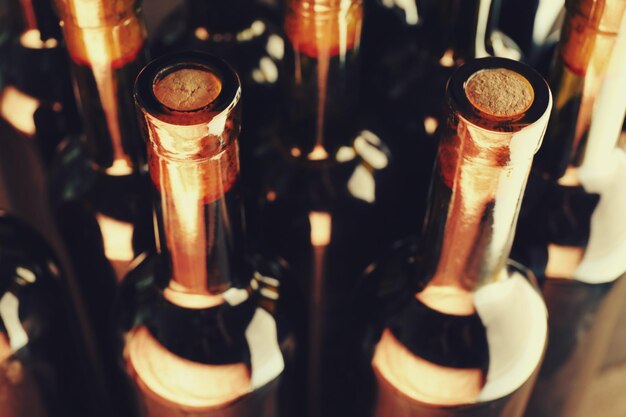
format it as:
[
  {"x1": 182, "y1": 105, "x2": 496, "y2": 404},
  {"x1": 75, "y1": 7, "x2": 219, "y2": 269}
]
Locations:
[
  {"x1": 446, "y1": 57, "x2": 552, "y2": 134},
  {"x1": 135, "y1": 51, "x2": 241, "y2": 128}
]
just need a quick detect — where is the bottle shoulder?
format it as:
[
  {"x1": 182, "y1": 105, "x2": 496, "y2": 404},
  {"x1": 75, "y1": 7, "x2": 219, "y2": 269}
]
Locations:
[
  {"x1": 513, "y1": 173, "x2": 600, "y2": 280},
  {"x1": 116, "y1": 252, "x2": 286, "y2": 413},
  {"x1": 363, "y1": 244, "x2": 547, "y2": 408}
]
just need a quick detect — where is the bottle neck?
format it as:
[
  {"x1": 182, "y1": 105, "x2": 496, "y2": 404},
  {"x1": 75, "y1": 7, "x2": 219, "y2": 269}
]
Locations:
[
  {"x1": 535, "y1": 0, "x2": 625, "y2": 182},
  {"x1": 136, "y1": 54, "x2": 247, "y2": 309},
  {"x1": 149, "y1": 132, "x2": 245, "y2": 308},
  {"x1": 185, "y1": 0, "x2": 254, "y2": 34},
  {"x1": 421, "y1": 119, "x2": 535, "y2": 294},
  {"x1": 421, "y1": 0, "x2": 493, "y2": 64},
  {"x1": 56, "y1": 0, "x2": 148, "y2": 175},
  {"x1": 419, "y1": 60, "x2": 551, "y2": 299},
  {"x1": 282, "y1": 0, "x2": 362, "y2": 160}
]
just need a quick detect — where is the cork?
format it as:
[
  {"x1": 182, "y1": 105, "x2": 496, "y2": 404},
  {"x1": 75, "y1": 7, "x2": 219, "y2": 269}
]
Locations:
[
  {"x1": 154, "y1": 68, "x2": 222, "y2": 111},
  {"x1": 465, "y1": 68, "x2": 534, "y2": 118}
]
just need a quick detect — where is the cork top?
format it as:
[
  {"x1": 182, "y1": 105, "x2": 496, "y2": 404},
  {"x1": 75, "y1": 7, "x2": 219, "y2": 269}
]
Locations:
[
  {"x1": 153, "y1": 68, "x2": 222, "y2": 112},
  {"x1": 465, "y1": 69, "x2": 534, "y2": 118}
]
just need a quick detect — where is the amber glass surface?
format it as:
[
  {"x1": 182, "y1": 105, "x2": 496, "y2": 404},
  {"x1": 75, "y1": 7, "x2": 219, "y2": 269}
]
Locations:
[
  {"x1": 355, "y1": 57, "x2": 551, "y2": 417},
  {"x1": 115, "y1": 52, "x2": 286, "y2": 417},
  {"x1": 55, "y1": 0, "x2": 149, "y2": 173},
  {"x1": 51, "y1": 0, "x2": 154, "y2": 284}
]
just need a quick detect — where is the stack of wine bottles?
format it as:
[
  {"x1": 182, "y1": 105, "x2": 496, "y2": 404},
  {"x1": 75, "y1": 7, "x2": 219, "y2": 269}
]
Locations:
[{"x1": 0, "y1": 0, "x2": 625, "y2": 416}]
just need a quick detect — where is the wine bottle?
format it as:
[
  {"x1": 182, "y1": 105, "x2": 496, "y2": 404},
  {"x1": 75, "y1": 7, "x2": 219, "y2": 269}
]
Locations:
[
  {"x1": 0, "y1": 62, "x2": 116, "y2": 415},
  {"x1": 115, "y1": 51, "x2": 286, "y2": 417},
  {"x1": 49, "y1": 3, "x2": 154, "y2": 410},
  {"x1": 51, "y1": 0, "x2": 154, "y2": 299},
  {"x1": 518, "y1": 6, "x2": 626, "y2": 417},
  {"x1": 357, "y1": 57, "x2": 552, "y2": 417},
  {"x1": 532, "y1": 0, "x2": 625, "y2": 181},
  {"x1": 0, "y1": 213, "x2": 103, "y2": 417},
  {"x1": 0, "y1": 0, "x2": 78, "y2": 164},
  {"x1": 248, "y1": 1, "x2": 404, "y2": 415}
]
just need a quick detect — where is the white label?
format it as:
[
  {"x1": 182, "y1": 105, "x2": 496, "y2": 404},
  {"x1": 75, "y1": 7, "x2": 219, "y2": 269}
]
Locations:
[
  {"x1": 475, "y1": 272, "x2": 547, "y2": 402},
  {"x1": 245, "y1": 309, "x2": 285, "y2": 389},
  {"x1": 575, "y1": 149, "x2": 626, "y2": 284}
]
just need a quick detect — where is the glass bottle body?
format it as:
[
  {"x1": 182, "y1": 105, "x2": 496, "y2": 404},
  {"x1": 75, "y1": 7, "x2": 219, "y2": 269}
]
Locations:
[
  {"x1": 248, "y1": 2, "x2": 409, "y2": 413},
  {"x1": 114, "y1": 253, "x2": 287, "y2": 417},
  {"x1": 51, "y1": 0, "x2": 155, "y2": 288},
  {"x1": 0, "y1": 215, "x2": 100, "y2": 417},
  {"x1": 254, "y1": 147, "x2": 396, "y2": 417},
  {"x1": 357, "y1": 246, "x2": 546, "y2": 417}
]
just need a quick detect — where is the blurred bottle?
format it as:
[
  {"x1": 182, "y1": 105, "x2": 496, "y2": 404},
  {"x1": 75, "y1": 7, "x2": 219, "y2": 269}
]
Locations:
[
  {"x1": 0, "y1": 162, "x2": 113, "y2": 417},
  {"x1": 514, "y1": 4, "x2": 626, "y2": 417},
  {"x1": 115, "y1": 51, "x2": 286, "y2": 417},
  {"x1": 248, "y1": 0, "x2": 408, "y2": 415},
  {"x1": 0, "y1": 75, "x2": 112, "y2": 415},
  {"x1": 0, "y1": 0, "x2": 78, "y2": 165},
  {"x1": 49, "y1": 1, "x2": 155, "y2": 411},
  {"x1": 0, "y1": 214, "x2": 102, "y2": 417},
  {"x1": 51, "y1": 0, "x2": 154, "y2": 325},
  {"x1": 357, "y1": 57, "x2": 551, "y2": 417},
  {"x1": 531, "y1": 0, "x2": 625, "y2": 181}
]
